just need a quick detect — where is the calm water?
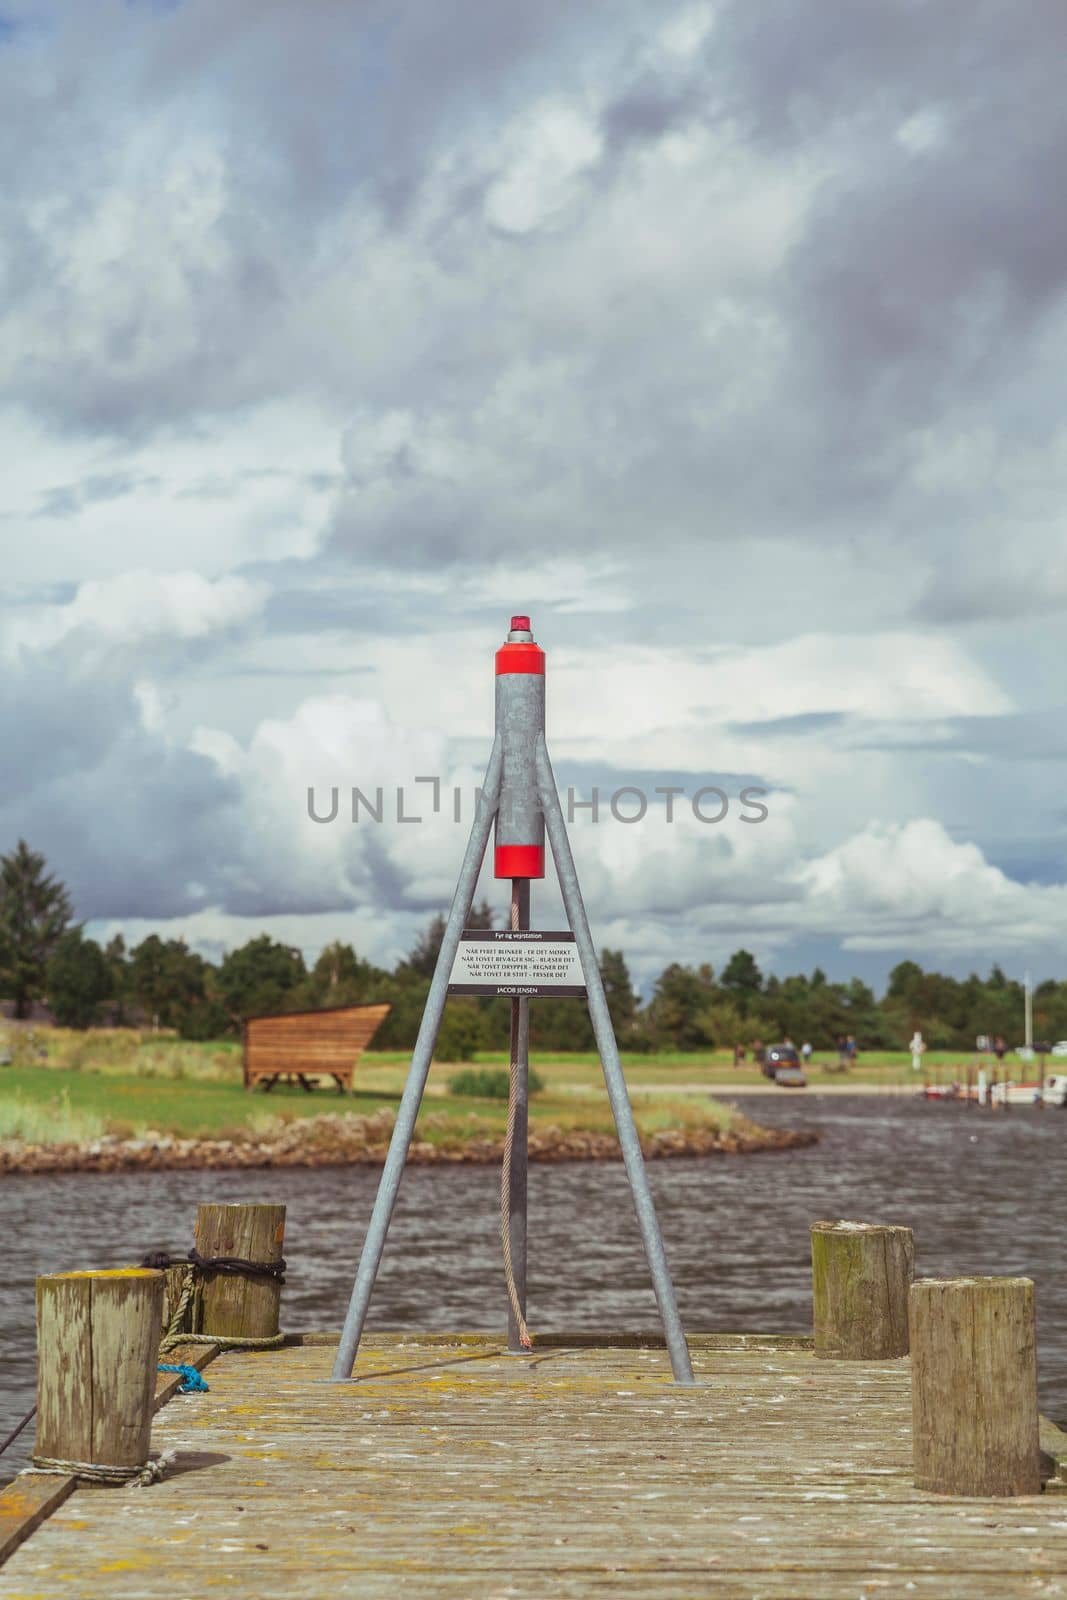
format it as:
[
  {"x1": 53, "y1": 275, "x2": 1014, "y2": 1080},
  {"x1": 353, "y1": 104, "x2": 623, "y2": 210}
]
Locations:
[{"x1": 3, "y1": 1093, "x2": 1065, "y2": 1483}]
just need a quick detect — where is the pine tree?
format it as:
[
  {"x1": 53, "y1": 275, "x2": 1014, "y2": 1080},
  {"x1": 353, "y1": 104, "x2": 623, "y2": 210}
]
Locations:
[
  {"x1": 105, "y1": 934, "x2": 129, "y2": 1024},
  {"x1": 721, "y1": 949, "x2": 763, "y2": 997},
  {"x1": 600, "y1": 948, "x2": 637, "y2": 1037},
  {"x1": 407, "y1": 899, "x2": 495, "y2": 978},
  {"x1": 0, "y1": 840, "x2": 73, "y2": 1018},
  {"x1": 48, "y1": 929, "x2": 113, "y2": 1028}
]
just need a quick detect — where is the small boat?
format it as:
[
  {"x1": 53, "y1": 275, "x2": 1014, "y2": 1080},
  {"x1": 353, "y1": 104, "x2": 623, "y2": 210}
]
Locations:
[
  {"x1": 918, "y1": 1074, "x2": 1067, "y2": 1106},
  {"x1": 990, "y1": 1074, "x2": 1067, "y2": 1107},
  {"x1": 989, "y1": 1081, "x2": 1044, "y2": 1106}
]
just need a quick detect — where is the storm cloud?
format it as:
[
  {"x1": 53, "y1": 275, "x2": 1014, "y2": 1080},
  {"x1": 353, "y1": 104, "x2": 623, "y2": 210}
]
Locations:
[{"x1": 1, "y1": 1, "x2": 1065, "y2": 987}]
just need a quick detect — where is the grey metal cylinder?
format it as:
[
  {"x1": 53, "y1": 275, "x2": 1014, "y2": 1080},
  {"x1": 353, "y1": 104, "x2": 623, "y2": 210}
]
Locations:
[{"x1": 494, "y1": 618, "x2": 545, "y2": 879}]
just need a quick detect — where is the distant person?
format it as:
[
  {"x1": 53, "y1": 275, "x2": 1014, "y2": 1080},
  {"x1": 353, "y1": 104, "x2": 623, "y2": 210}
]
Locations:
[
  {"x1": 733, "y1": 1043, "x2": 746, "y2": 1066},
  {"x1": 994, "y1": 1035, "x2": 1007, "y2": 1063},
  {"x1": 846, "y1": 1034, "x2": 858, "y2": 1066},
  {"x1": 753, "y1": 1038, "x2": 765, "y2": 1068},
  {"x1": 800, "y1": 1041, "x2": 812, "y2": 1064},
  {"x1": 783, "y1": 1035, "x2": 795, "y2": 1051},
  {"x1": 837, "y1": 1034, "x2": 848, "y2": 1069}
]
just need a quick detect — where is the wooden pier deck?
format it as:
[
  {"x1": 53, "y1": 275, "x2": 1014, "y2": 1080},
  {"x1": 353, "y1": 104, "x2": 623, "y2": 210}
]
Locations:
[{"x1": 3, "y1": 1332, "x2": 1067, "y2": 1599}]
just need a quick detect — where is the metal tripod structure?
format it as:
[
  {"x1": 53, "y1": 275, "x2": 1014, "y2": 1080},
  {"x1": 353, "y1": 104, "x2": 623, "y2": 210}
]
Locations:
[{"x1": 331, "y1": 635, "x2": 694, "y2": 1385}]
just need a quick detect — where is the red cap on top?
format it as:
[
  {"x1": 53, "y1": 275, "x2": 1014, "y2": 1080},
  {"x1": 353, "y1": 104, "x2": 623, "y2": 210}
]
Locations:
[{"x1": 496, "y1": 615, "x2": 544, "y2": 677}]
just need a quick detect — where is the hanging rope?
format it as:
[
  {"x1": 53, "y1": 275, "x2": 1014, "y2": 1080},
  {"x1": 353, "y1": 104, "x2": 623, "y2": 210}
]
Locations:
[
  {"x1": 158, "y1": 1261, "x2": 198, "y2": 1353},
  {"x1": 148, "y1": 1255, "x2": 287, "y2": 1354},
  {"x1": 500, "y1": 880, "x2": 532, "y2": 1349}
]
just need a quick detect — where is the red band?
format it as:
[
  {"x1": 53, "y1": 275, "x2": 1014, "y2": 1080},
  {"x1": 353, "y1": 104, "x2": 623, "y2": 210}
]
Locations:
[
  {"x1": 495, "y1": 642, "x2": 545, "y2": 675},
  {"x1": 494, "y1": 844, "x2": 545, "y2": 879}
]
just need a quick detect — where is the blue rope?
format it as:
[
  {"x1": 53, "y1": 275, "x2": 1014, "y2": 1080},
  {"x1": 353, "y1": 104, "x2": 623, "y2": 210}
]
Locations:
[{"x1": 158, "y1": 1363, "x2": 209, "y2": 1394}]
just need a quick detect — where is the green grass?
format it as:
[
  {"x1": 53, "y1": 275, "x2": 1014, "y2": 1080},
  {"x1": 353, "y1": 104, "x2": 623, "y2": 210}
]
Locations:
[
  {"x1": 0, "y1": 1059, "x2": 746, "y2": 1149},
  {"x1": 0, "y1": 1064, "x2": 403, "y2": 1140},
  {"x1": 0, "y1": 1026, "x2": 242, "y2": 1081},
  {"x1": 0, "y1": 1087, "x2": 108, "y2": 1145},
  {"x1": 367, "y1": 1046, "x2": 983, "y2": 1087},
  {"x1": 0, "y1": 1027, "x2": 988, "y2": 1149}
]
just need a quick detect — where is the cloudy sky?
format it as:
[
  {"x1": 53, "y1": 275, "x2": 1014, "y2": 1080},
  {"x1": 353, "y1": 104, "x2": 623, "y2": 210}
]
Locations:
[{"x1": 3, "y1": 0, "x2": 1066, "y2": 994}]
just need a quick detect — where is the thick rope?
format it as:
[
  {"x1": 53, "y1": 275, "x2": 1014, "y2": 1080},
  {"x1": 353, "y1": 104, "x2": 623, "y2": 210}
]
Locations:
[
  {"x1": 166, "y1": 1332, "x2": 287, "y2": 1349},
  {"x1": 157, "y1": 1261, "x2": 287, "y2": 1354},
  {"x1": 500, "y1": 880, "x2": 532, "y2": 1349},
  {"x1": 27, "y1": 1452, "x2": 175, "y2": 1487},
  {"x1": 142, "y1": 1248, "x2": 286, "y2": 1282}
]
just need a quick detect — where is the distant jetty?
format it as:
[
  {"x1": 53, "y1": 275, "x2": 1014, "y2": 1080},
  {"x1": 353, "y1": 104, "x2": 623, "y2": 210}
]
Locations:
[{"x1": 0, "y1": 1108, "x2": 816, "y2": 1175}]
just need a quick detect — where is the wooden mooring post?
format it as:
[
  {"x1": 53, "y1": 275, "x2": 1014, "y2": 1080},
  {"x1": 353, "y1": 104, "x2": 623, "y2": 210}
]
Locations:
[
  {"x1": 194, "y1": 1203, "x2": 285, "y2": 1340},
  {"x1": 910, "y1": 1275, "x2": 1041, "y2": 1496},
  {"x1": 811, "y1": 1220, "x2": 913, "y2": 1359},
  {"x1": 34, "y1": 1268, "x2": 164, "y2": 1479}
]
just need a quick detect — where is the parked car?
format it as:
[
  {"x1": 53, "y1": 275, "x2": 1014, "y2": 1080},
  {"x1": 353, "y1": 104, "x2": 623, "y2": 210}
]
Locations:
[
  {"x1": 773, "y1": 1065, "x2": 808, "y2": 1087},
  {"x1": 761, "y1": 1044, "x2": 806, "y2": 1086},
  {"x1": 1050, "y1": 1042, "x2": 1067, "y2": 1057}
]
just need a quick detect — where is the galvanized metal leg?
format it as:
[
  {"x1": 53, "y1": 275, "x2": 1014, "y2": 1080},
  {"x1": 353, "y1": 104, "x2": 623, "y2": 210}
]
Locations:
[
  {"x1": 535, "y1": 737, "x2": 695, "y2": 1385},
  {"x1": 330, "y1": 741, "x2": 504, "y2": 1381},
  {"x1": 506, "y1": 877, "x2": 530, "y2": 1351}
]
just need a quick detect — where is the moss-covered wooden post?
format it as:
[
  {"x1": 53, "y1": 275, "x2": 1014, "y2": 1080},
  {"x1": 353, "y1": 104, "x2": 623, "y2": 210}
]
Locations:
[
  {"x1": 35, "y1": 1268, "x2": 164, "y2": 1477},
  {"x1": 811, "y1": 1220, "x2": 913, "y2": 1359},
  {"x1": 194, "y1": 1203, "x2": 285, "y2": 1340},
  {"x1": 910, "y1": 1276, "x2": 1040, "y2": 1496}
]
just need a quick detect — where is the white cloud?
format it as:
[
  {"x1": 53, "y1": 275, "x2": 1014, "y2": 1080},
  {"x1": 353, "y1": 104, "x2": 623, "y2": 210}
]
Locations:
[
  {"x1": 4, "y1": 130, "x2": 229, "y2": 394},
  {"x1": 657, "y1": 3, "x2": 718, "y2": 61},
  {"x1": 543, "y1": 632, "x2": 1010, "y2": 770},
  {"x1": 143, "y1": 681, "x2": 1061, "y2": 984},
  {"x1": 485, "y1": 101, "x2": 604, "y2": 235},
  {"x1": 133, "y1": 680, "x2": 169, "y2": 734},
  {"x1": 895, "y1": 109, "x2": 949, "y2": 156},
  {"x1": 4, "y1": 571, "x2": 266, "y2": 657},
  {"x1": 0, "y1": 401, "x2": 338, "y2": 586},
  {"x1": 796, "y1": 818, "x2": 1067, "y2": 954}
]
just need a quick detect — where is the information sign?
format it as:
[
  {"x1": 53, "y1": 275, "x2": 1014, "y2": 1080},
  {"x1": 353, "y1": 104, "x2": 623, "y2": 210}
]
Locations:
[{"x1": 448, "y1": 930, "x2": 586, "y2": 997}]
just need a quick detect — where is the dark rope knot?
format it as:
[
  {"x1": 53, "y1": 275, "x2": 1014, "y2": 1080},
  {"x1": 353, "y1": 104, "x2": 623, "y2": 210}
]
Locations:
[{"x1": 141, "y1": 1248, "x2": 286, "y2": 1283}]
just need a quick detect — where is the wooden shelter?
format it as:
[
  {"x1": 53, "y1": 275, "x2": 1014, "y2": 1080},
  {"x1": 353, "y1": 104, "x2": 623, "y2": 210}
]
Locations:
[{"x1": 242, "y1": 1003, "x2": 390, "y2": 1093}]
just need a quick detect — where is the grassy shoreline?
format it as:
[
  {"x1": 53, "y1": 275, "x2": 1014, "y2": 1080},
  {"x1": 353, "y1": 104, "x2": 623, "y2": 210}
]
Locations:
[
  {"x1": 0, "y1": 1028, "x2": 988, "y2": 1147},
  {"x1": 0, "y1": 1029, "x2": 828, "y2": 1169}
]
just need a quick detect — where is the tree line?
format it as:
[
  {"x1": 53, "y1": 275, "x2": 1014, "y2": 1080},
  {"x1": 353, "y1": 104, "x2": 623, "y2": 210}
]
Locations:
[{"x1": 0, "y1": 840, "x2": 1062, "y2": 1054}]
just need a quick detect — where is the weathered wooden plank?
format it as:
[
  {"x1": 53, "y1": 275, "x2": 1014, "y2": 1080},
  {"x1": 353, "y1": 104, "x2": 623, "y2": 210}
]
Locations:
[
  {"x1": 0, "y1": 1476, "x2": 76, "y2": 1567},
  {"x1": 4, "y1": 1336, "x2": 1067, "y2": 1600},
  {"x1": 289, "y1": 1329, "x2": 817, "y2": 1350},
  {"x1": 0, "y1": 1344, "x2": 221, "y2": 1574}
]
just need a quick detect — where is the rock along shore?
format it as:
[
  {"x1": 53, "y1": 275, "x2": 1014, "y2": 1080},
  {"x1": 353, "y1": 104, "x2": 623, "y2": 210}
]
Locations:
[{"x1": 0, "y1": 1109, "x2": 816, "y2": 1175}]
